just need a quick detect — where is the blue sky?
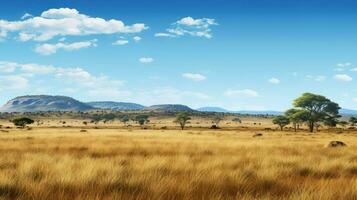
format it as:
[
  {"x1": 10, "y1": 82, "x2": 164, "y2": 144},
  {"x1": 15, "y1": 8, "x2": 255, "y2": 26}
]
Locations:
[{"x1": 0, "y1": 0, "x2": 357, "y2": 110}]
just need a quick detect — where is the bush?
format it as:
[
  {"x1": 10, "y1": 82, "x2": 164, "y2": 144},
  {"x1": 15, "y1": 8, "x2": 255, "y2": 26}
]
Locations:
[{"x1": 11, "y1": 117, "x2": 34, "y2": 128}]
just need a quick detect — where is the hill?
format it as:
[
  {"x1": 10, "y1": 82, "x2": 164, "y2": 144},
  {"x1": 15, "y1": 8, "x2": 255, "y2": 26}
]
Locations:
[
  {"x1": 340, "y1": 108, "x2": 357, "y2": 116},
  {"x1": 197, "y1": 107, "x2": 229, "y2": 113},
  {"x1": 87, "y1": 101, "x2": 145, "y2": 111},
  {"x1": 0, "y1": 95, "x2": 93, "y2": 112},
  {"x1": 145, "y1": 104, "x2": 194, "y2": 112}
]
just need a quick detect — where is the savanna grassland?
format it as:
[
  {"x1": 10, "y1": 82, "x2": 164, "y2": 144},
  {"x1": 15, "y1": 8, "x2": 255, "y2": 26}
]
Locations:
[{"x1": 0, "y1": 119, "x2": 356, "y2": 200}]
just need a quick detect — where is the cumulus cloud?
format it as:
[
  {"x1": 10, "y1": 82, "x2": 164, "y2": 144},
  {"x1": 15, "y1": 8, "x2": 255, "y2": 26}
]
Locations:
[
  {"x1": 0, "y1": 61, "x2": 17, "y2": 73},
  {"x1": 133, "y1": 36, "x2": 141, "y2": 42},
  {"x1": 306, "y1": 75, "x2": 326, "y2": 82},
  {"x1": 0, "y1": 61, "x2": 126, "y2": 95},
  {"x1": 21, "y1": 13, "x2": 33, "y2": 20},
  {"x1": 0, "y1": 8, "x2": 148, "y2": 41},
  {"x1": 112, "y1": 39, "x2": 129, "y2": 46},
  {"x1": 154, "y1": 33, "x2": 175, "y2": 38},
  {"x1": 268, "y1": 78, "x2": 280, "y2": 84},
  {"x1": 337, "y1": 62, "x2": 352, "y2": 68},
  {"x1": 224, "y1": 89, "x2": 259, "y2": 98},
  {"x1": 0, "y1": 75, "x2": 28, "y2": 90},
  {"x1": 155, "y1": 16, "x2": 217, "y2": 39},
  {"x1": 139, "y1": 57, "x2": 154, "y2": 63},
  {"x1": 182, "y1": 73, "x2": 206, "y2": 81},
  {"x1": 334, "y1": 74, "x2": 353, "y2": 82},
  {"x1": 35, "y1": 39, "x2": 97, "y2": 55}
]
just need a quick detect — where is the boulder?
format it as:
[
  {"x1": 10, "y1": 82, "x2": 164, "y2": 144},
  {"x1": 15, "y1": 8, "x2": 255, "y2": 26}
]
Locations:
[
  {"x1": 253, "y1": 133, "x2": 263, "y2": 137},
  {"x1": 326, "y1": 141, "x2": 347, "y2": 148}
]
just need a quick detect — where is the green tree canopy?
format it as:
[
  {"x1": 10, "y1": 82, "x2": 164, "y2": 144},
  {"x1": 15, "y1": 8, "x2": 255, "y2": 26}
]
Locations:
[
  {"x1": 349, "y1": 117, "x2": 357, "y2": 126},
  {"x1": 11, "y1": 117, "x2": 34, "y2": 128},
  {"x1": 272, "y1": 115, "x2": 290, "y2": 131},
  {"x1": 292, "y1": 93, "x2": 341, "y2": 132},
  {"x1": 135, "y1": 115, "x2": 150, "y2": 126},
  {"x1": 174, "y1": 112, "x2": 191, "y2": 130}
]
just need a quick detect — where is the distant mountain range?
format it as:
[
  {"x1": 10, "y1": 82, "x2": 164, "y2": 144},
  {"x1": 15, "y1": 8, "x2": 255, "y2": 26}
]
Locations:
[
  {"x1": 1, "y1": 95, "x2": 357, "y2": 116},
  {"x1": 87, "y1": 101, "x2": 145, "y2": 111},
  {"x1": 197, "y1": 107, "x2": 282, "y2": 115},
  {"x1": 145, "y1": 104, "x2": 194, "y2": 112},
  {"x1": 197, "y1": 107, "x2": 357, "y2": 116},
  {"x1": 0, "y1": 95, "x2": 93, "y2": 112}
]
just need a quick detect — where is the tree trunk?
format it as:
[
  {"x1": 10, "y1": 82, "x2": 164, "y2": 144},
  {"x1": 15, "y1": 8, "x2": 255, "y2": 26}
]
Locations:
[{"x1": 294, "y1": 123, "x2": 297, "y2": 132}]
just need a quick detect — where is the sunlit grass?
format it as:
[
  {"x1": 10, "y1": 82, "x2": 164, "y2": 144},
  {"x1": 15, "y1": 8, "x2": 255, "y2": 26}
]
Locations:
[{"x1": 0, "y1": 128, "x2": 356, "y2": 200}]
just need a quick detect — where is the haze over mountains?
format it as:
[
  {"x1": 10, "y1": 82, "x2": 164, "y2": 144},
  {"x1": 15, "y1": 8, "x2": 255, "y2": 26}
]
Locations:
[{"x1": 0, "y1": 95, "x2": 356, "y2": 116}]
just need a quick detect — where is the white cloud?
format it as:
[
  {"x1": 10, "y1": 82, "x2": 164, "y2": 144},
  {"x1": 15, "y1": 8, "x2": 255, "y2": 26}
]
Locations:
[
  {"x1": 353, "y1": 98, "x2": 357, "y2": 103},
  {"x1": 112, "y1": 39, "x2": 129, "y2": 46},
  {"x1": 0, "y1": 75, "x2": 28, "y2": 90},
  {"x1": 268, "y1": 78, "x2": 280, "y2": 84},
  {"x1": 182, "y1": 73, "x2": 206, "y2": 81},
  {"x1": 0, "y1": 61, "x2": 17, "y2": 73},
  {"x1": 0, "y1": 61, "x2": 125, "y2": 95},
  {"x1": 334, "y1": 74, "x2": 353, "y2": 82},
  {"x1": 155, "y1": 33, "x2": 175, "y2": 38},
  {"x1": 133, "y1": 36, "x2": 141, "y2": 42},
  {"x1": 314, "y1": 75, "x2": 326, "y2": 82},
  {"x1": 35, "y1": 39, "x2": 97, "y2": 55},
  {"x1": 351, "y1": 68, "x2": 357, "y2": 72},
  {"x1": 224, "y1": 89, "x2": 259, "y2": 98},
  {"x1": 306, "y1": 75, "x2": 326, "y2": 82},
  {"x1": 0, "y1": 8, "x2": 148, "y2": 41},
  {"x1": 21, "y1": 13, "x2": 33, "y2": 20},
  {"x1": 337, "y1": 62, "x2": 352, "y2": 68},
  {"x1": 156, "y1": 16, "x2": 217, "y2": 39},
  {"x1": 334, "y1": 68, "x2": 344, "y2": 72},
  {"x1": 139, "y1": 57, "x2": 154, "y2": 63}
]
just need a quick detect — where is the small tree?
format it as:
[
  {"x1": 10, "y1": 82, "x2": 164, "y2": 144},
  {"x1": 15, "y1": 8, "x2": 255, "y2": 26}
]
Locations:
[
  {"x1": 135, "y1": 115, "x2": 149, "y2": 126},
  {"x1": 285, "y1": 109, "x2": 308, "y2": 132},
  {"x1": 232, "y1": 117, "x2": 241, "y2": 123},
  {"x1": 174, "y1": 112, "x2": 191, "y2": 130},
  {"x1": 212, "y1": 114, "x2": 224, "y2": 127},
  {"x1": 324, "y1": 116, "x2": 338, "y2": 129},
  {"x1": 11, "y1": 117, "x2": 34, "y2": 128},
  {"x1": 102, "y1": 113, "x2": 116, "y2": 124},
  {"x1": 349, "y1": 117, "x2": 357, "y2": 126},
  {"x1": 272, "y1": 115, "x2": 290, "y2": 131},
  {"x1": 120, "y1": 115, "x2": 130, "y2": 125}
]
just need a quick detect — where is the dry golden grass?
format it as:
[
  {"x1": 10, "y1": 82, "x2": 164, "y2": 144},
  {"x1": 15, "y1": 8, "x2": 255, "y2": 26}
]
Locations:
[{"x1": 0, "y1": 127, "x2": 356, "y2": 200}]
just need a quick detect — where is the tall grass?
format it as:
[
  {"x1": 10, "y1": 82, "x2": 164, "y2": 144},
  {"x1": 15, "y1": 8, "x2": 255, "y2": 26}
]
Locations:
[{"x1": 0, "y1": 128, "x2": 356, "y2": 199}]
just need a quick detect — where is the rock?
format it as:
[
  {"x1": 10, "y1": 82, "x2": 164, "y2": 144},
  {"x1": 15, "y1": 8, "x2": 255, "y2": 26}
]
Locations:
[
  {"x1": 326, "y1": 141, "x2": 347, "y2": 148},
  {"x1": 80, "y1": 129, "x2": 87, "y2": 133},
  {"x1": 253, "y1": 133, "x2": 263, "y2": 137},
  {"x1": 210, "y1": 125, "x2": 220, "y2": 129}
]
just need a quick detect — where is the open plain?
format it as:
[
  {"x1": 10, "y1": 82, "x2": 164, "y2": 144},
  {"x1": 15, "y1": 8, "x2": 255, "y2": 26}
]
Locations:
[{"x1": 0, "y1": 120, "x2": 356, "y2": 200}]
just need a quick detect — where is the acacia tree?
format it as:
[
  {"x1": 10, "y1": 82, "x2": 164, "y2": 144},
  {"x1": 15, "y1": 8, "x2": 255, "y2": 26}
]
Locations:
[
  {"x1": 11, "y1": 117, "x2": 34, "y2": 128},
  {"x1": 293, "y1": 93, "x2": 341, "y2": 133},
  {"x1": 272, "y1": 115, "x2": 290, "y2": 131},
  {"x1": 174, "y1": 112, "x2": 191, "y2": 130},
  {"x1": 212, "y1": 114, "x2": 224, "y2": 127},
  {"x1": 120, "y1": 115, "x2": 130, "y2": 125},
  {"x1": 285, "y1": 109, "x2": 308, "y2": 132},
  {"x1": 135, "y1": 115, "x2": 150, "y2": 126},
  {"x1": 349, "y1": 117, "x2": 357, "y2": 126}
]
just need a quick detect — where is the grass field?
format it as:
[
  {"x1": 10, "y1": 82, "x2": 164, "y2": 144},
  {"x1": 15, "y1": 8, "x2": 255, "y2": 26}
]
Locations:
[{"x1": 0, "y1": 126, "x2": 356, "y2": 200}]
